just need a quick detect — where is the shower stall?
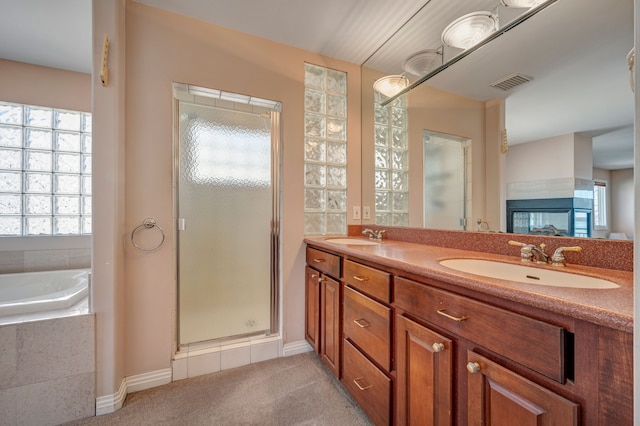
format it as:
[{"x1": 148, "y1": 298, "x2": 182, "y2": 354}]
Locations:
[{"x1": 174, "y1": 84, "x2": 281, "y2": 347}]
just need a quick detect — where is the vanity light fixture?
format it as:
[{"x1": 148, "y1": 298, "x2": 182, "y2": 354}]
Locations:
[
  {"x1": 441, "y1": 11, "x2": 498, "y2": 50},
  {"x1": 402, "y1": 49, "x2": 443, "y2": 77},
  {"x1": 373, "y1": 74, "x2": 410, "y2": 98},
  {"x1": 500, "y1": 0, "x2": 546, "y2": 8}
]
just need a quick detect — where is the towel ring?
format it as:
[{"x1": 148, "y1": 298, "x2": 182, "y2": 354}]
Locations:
[{"x1": 131, "y1": 218, "x2": 165, "y2": 252}]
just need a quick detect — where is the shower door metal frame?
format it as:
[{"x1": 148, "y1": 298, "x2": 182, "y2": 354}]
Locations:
[{"x1": 172, "y1": 83, "x2": 282, "y2": 348}]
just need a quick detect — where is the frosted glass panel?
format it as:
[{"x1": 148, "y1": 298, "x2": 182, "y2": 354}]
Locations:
[
  {"x1": 178, "y1": 101, "x2": 273, "y2": 345},
  {"x1": 424, "y1": 131, "x2": 467, "y2": 230}
]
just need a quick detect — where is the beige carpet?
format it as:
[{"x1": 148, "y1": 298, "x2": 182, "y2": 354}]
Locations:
[{"x1": 64, "y1": 352, "x2": 373, "y2": 425}]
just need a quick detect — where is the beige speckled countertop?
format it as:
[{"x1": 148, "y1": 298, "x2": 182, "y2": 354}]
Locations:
[{"x1": 305, "y1": 237, "x2": 633, "y2": 333}]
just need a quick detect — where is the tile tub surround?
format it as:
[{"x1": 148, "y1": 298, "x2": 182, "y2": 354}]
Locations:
[
  {"x1": 307, "y1": 236, "x2": 633, "y2": 333},
  {"x1": 0, "y1": 248, "x2": 92, "y2": 274},
  {"x1": 348, "y1": 225, "x2": 633, "y2": 272},
  {"x1": 0, "y1": 314, "x2": 95, "y2": 426}
]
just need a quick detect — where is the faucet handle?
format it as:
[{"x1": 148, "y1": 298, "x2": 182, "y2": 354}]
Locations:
[
  {"x1": 508, "y1": 240, "x2": 533, "y2": 262},
  {"x1": 551, "y1": 246, "x2": 583, "y2": 267}
]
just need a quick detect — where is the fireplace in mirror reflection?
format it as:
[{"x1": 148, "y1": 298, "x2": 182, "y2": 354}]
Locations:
[{"x1": 506, "y1": 198, "x2": 592, "y2": 238}]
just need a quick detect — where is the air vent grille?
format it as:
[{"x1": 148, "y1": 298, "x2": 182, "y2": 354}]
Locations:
[{"x1": 490, "y1": 73, "x2": 533, "y2": 91}]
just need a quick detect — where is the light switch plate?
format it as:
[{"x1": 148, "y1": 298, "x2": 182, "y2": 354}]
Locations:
[
  {"x1": 363, "y1": 206, "x2": 371, "y2": 220},
  {"x1": 353, "y1": 206, "x2": 361, "y2": 220}
]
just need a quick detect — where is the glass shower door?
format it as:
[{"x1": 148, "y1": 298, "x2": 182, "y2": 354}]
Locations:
[{"x1": 177, "y1": 99, "x2": 276, "y2": 345}]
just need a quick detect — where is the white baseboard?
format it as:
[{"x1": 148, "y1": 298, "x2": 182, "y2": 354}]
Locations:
[
  {"x1": 126, "y1": 368, "x2": 172, "y2": 393},
  {"x1": 95, "y1": 378, "x2": 127, "y2": 416},
  {"x1": 95, "y1": 368, "x2": 172, "y2": 416},
  {"x1": 282, "y1": 339, "x2": 313, "y2": 356},
  {"x1": 95, "y1": 339, "x2": 309, "y2": 416}
]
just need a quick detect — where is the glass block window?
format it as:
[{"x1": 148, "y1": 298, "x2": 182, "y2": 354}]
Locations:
[
  {"x1": 0, "y1": 101, "x2": 91, "y2": 236},
  {"x1": 374, "y1": 92, "x2": 409, "y2": 226},
  {"x1": 304, "y1": 64, "x2": 347, "y2": 235}
]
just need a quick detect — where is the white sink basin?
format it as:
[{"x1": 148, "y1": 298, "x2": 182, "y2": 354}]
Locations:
[
  {"x1": 325, "y1": 238, "x2": 380, "y2": 246},
  {"x1": 439, "y1": 258, "x2": 619, "y2": 289}
]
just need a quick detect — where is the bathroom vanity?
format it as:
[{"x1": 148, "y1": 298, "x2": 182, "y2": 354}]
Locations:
[{"x1": 304, "y1": 236, "x2": 633, "y2": 425}]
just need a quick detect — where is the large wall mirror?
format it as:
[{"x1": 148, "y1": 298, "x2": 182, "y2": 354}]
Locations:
[{"x1": 361, "y1": 0, "x2": 634, "y2": 240}]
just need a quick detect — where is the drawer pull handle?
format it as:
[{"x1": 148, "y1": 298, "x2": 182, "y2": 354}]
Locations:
[
  {"x1": 353, "y1": 377, "x2": 373, "y2": 391},
  {"x1": 353, "y1": 318, "x2": 371, "y2": 328},
  {"x1": 353, "y1": 275, "x2": 368, "y2": 282},
  {"x1": 437, "y1": 309, "x2": 468, "y2": 322},
  {"x1": 310, "y1": 273, "x2": 317, "y2": 278},
  {"x1": 313, "y1": 258, "x2": 325, "y2": 263},
  {"x1": 467, "y1": 362, "x2": 481, "y2": 374},
  {"x1": 432, "y1": 342, "x2": 446, "y2": 353}
]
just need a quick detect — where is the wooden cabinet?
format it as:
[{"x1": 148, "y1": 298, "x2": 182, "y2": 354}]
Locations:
[
  {"x1": 320, "y1": 273, "x2": 341, "y2": 377},
  {"x1": 342, "y1": 261, "x2": 392, "y2": 426},
  {"x1": 396, "y1": 314, "x2": 452, "y2": 426},
  {"x1": 343, "y1": 286, "x2": 391, "y2": 370},
  {"x1": 304, "y1": 242, "x2": 633, "y2": 425},
  {"x1": 343, "y1": 339, "x2": 392, "y2": 426},
  {"x1": 395, "y1": 276, "x2": 578, "y2": 425},
  {"x1": 305, "y1": 247, "x2": 341, "y2": 377},
  {"x1": 394, "y1": 277, "x2": 566, "y2": 383},
  {"x1": 304, "y1": 266, "x2": 320, "y2": 353},
  {"x1": 466, "y1": 351, "x2": 578, "y2": 425}
]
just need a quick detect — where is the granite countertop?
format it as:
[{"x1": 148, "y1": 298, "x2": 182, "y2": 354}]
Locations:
[{"x1": 305, "y1": 237, "x2": 633, "y2": 333}]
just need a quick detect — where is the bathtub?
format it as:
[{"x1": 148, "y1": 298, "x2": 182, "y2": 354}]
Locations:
[{"x1": 0, "y1": 269, "x2": 90, "y2": 318}]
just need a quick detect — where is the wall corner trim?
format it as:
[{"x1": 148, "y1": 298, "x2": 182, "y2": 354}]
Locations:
[
  {"x1": 94, "y1": 368, "x2": 172, "y2": 416},
  {"x1": 95, "y1": 378, "x2": 127, "y2": 416},
  {"x1": 282, "y1": 340, "x2": 313, "y2": 357}
]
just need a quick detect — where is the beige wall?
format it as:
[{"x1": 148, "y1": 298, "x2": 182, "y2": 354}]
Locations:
[
  {"x1": 611, "y1": 168, "x2": 634, "y2": 239},
  {"x1": 0, "y1": 59, "x2": 91, "y2": 111},
  {"x1": 92, "y1": 0, "x2": 127, "y2": 401},
  {"x1": 122, "y1": 2, "x2": 361, "y2": 377}
]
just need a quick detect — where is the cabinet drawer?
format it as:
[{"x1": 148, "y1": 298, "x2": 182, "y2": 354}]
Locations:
[
  {"x1": 343, "y1": 259, "x2": 390, "y2": 302},
  {"x1": 306, "y1": 247, "x2": 341, "y2": 279},
  {"x1": 395, "y1": 277, "x2": 566, "y2": 383},
  {"x1": 342, "y1": 339, "x2": 391, "y2": 426},
  {"x1": 343, "y1": 286, "x2": 391, "y2": 371}
]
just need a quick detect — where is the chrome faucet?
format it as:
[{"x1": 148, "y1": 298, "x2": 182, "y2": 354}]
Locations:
[
  {"x1": 508, "y1": 240, "x2": 548, "y2": 264},
  {"x1": 362, "y1": 228, "x2": 385, "y2": 241},
  {"x1": 551, "y1": 246, "x2": 583, "y2": 267}
]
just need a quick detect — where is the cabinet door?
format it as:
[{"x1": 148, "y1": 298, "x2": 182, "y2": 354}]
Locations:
[
  {"x1": 321, "y1": 275, "x2": 341, "y2": 377},
  {"x1": 305, "y1": 266, "x2": 321, "y2": 353},
  {"x1": 467, "y1": 351, "x2": 578, "y2": 426},
  {"x1": 396, "y1": 315, "x2": 452, "y2": 426}
]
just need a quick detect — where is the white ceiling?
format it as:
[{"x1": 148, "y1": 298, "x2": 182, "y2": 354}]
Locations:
[
  {"x1": 0, "y1": 0, "x2": 634, "y2": 170},
  {"x1": 0, "y1": 0, "x2": 92, "y2": 74}
]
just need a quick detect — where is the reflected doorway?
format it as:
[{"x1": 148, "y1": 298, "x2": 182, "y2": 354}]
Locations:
[{"x1": 423, "y1": 130, "x2": 470, "y2": 230}]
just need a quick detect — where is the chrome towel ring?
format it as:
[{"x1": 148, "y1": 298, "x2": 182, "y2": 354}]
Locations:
[{"x1": 131, "y1": 218, "x2": 165, "y2": 252}]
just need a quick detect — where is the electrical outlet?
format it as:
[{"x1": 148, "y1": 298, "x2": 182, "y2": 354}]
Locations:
[
  {"x1": 352, "y1": 206, "x2": 361, "y2": 220},
  {"x1": 363, "y1": 206, "x2": 371, "y2": 220}
]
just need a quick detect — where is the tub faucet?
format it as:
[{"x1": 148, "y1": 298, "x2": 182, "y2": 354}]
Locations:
[
  {"x1": 508, "y1": 240, "x2": 548, "y2": 264},
  {"x1": 362, "y1": 228, "x2": 385, "y2": 240}
]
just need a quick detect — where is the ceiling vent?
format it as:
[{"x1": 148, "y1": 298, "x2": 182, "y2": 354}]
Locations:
[{"x1": 490, "y1": 73, "x2": 533, "y2": 91}]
